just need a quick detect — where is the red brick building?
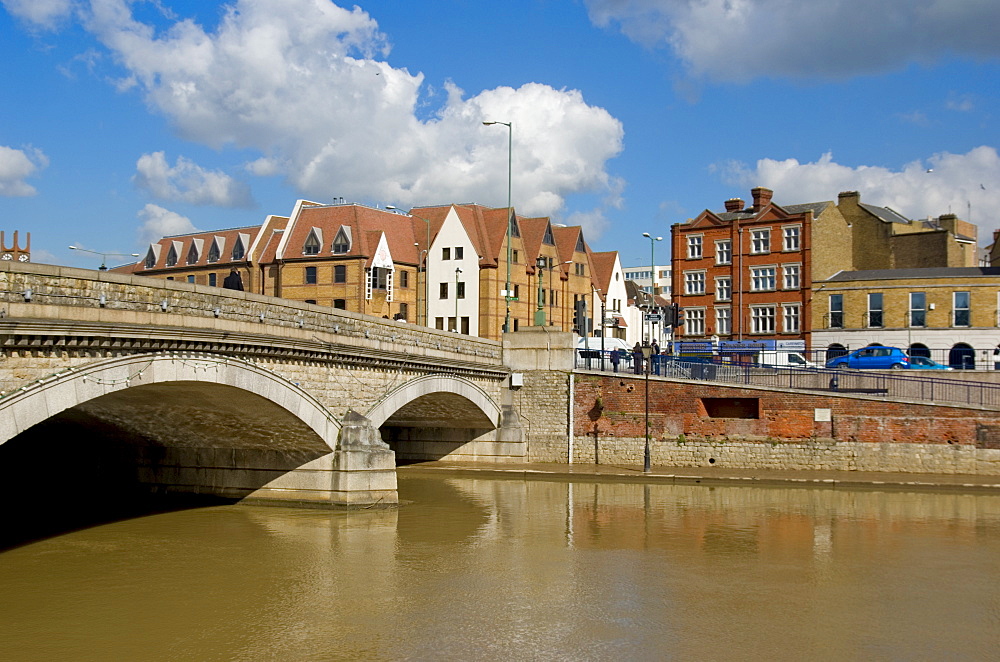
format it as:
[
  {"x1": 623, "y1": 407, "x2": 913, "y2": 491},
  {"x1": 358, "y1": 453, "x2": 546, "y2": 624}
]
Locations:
[{"x1": 670, "y1": 187, "x2": 835, "y2": 346}]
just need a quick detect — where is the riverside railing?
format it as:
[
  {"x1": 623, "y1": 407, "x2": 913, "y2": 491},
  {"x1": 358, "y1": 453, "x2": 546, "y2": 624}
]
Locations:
[{"x1": 574, "y1": 351, "x2": 1000, "y2": 410}]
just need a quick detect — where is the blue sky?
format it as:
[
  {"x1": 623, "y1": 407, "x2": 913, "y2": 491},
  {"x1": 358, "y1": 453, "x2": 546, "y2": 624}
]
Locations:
[{"x1": 2, "y1": 0, "x2": 998, "y2": 273}]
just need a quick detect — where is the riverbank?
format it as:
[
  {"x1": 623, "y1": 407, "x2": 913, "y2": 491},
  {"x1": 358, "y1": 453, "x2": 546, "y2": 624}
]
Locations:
[{"x1": 399, "y1": 460, "x2": 1000, "y2": 493}]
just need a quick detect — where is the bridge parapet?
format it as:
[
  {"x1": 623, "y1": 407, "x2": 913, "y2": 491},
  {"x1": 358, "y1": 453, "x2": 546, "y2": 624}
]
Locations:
[{"x1": 0, "y1": 261, "x2": 502, "y2": 368}]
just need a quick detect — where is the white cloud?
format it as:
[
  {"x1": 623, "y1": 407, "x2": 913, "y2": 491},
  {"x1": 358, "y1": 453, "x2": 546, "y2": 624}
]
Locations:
[
  {"x1": 719, "y1": 146, "x2": 1000, "y2": 230},
  {"x1": 2, "y1": 0, "x2": 74, "y2": 30},
  {"x1": 70, "y1": 0, "x2": 622, "y2": 224},
  {"x1": 0, "y1": 145, "x2": 49, "y2": 196},
  {"x1": 136, "y1": 203, "x2": 199, "y2": 244},
  {"x1": 585, "y1": 0, "x2": 1000, "y2": 81},
  {"x1": 133, "y1": 151, "x2": 254, "y2": 207}
]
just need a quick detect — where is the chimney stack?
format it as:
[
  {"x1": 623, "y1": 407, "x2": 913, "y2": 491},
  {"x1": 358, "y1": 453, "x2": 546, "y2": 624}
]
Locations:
[
  {"x1": 751, "y1": 187, "x2": 773, "y2": 212},
  {"x1": 724, "y1": 198, "x2": 744, "y2": 213}
]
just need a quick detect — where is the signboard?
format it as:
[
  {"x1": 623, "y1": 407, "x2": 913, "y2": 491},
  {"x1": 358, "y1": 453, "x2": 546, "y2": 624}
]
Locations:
[{"x1": 645, "y1": 314, "x2": 662, "y2": 322}]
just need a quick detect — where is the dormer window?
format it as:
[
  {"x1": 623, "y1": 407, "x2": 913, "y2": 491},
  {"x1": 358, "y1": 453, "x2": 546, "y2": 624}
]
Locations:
[
  {"x1": 186, "y1": 242, "x2": 199, "y2": 265},
  {"x1": 207, "y1": 241, "x2": 220, "y2": 263},
  {"x1": 304, "y1": 229, "x2": 321, "y2": 255},
  {"x1": 144, "y1": 248, "x2": 156, "y2": 269},
  {"x1": 231, "y1": 237, "x2": 245, "y2": 261},
  {"x1": 332, "y1": 228, "x2": 351, "y2": 254},
  {"x1": 165, "y1": 244, "x2": 178, "y2": 267},
  {"x1": 542, "y1": 225, "x2": 554, "y2": 245}
]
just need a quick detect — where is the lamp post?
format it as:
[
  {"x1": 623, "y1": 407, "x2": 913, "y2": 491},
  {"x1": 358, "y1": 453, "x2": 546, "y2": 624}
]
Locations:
[
  {"x1": 641, "y1": 233, "x2": 662, "y2": 344},
  {"x1": 454, "y1": 267, "x2": 462, "y2": 332},
  {"x1": 483, "y1": 120, "x2": 512, "y2": 334},
  {"x1": 534, "y1": 256, "x2": 546, "y2": 326},
  {"x1": 69, "y1": 245, "x2": 139, "y2": 271},
  {"x1": 641, "y1": 342, "x2": 653, "y2": 473},
  {"x1": 387, "y1": 207, "x2": 432, "y2": 327}
]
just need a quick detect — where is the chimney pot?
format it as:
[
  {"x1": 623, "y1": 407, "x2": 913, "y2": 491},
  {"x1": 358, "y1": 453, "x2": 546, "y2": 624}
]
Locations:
[{"x1": 751, "y1": 187, "x2": 773, "y2": 212}]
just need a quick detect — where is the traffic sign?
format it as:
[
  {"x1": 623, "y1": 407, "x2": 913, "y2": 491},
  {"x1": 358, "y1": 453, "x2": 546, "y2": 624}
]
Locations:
[{"x1": 645, "y1": 313, "x2": 662, "y2": 322}]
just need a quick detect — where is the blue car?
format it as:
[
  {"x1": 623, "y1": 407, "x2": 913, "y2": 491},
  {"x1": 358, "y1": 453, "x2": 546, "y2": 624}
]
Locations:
[
  {"x1": 826, "y1": 346, "x2": 910, "y2": 369},
  {"x1": 907, "y1": 356, "x2": 953, "y2": 370}
]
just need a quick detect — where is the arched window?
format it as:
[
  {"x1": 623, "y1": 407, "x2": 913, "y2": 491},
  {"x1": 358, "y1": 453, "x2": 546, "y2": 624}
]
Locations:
[
  {"x1": 908, "y1": 343, "x2": 930, "y2": 358},
  {"x1": 826, "y1": 344, "x2": 847, "y2": 363},
  {"x1": 949, "y1": 343, "x2": 975, "y2": 370}
]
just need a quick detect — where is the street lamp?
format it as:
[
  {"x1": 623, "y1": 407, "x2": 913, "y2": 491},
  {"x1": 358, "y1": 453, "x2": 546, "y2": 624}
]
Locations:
[
  {"x1": 641, "y1": 233, "x2": 662, "y2": 343},
  {"x1": 641, "y1": 342, "x2": 653, "y2": 473},
  {"x1": 533, "y1": 256, "x2": 548, "y2": 326},
  {"x1": 483, "y1": 120, "x2": 512, "y2": 334},
  {"x1": 454, "y1": 267, "x2": 462, "y2": 332},
  {"x1": 387, "y1": 206, "x2": 431, "y2": 327},
  {"x1": 69, "y1": 245, "x2": 139, "y2": 271}
]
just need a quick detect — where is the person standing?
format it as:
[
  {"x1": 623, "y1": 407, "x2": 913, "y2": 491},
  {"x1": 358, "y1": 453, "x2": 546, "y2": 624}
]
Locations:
[{"x1": 222, "y1": 269, "x2": 244, "y2": 291}]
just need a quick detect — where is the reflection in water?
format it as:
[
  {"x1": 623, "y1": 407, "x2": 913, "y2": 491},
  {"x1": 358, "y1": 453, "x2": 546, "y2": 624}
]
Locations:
[{"x1": 2, "y1": 474, "x2": 1000, "y2": 660}]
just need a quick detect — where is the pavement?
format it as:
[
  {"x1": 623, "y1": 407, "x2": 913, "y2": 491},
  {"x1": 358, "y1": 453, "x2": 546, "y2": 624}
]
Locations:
[{"x1": 398, "y1": 460, "x2": 1000, "y2": 493}]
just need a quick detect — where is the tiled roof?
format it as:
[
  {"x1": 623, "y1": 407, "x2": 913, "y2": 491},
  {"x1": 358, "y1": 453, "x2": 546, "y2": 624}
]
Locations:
[
  {"x1": 140, "y1": 225, "x2": 262, "y2": 271},
  {"x1": 825, "y1": 267, "x2": 1000, "y2": 282},
  {"x1": 280, "y1": 203, "x2": 420, "y2": 265}
]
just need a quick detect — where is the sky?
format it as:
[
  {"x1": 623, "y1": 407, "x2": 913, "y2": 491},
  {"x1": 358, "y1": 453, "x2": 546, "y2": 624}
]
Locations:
[{"x1": 1, "y1": 0, "x2": 999, "y2": 273}]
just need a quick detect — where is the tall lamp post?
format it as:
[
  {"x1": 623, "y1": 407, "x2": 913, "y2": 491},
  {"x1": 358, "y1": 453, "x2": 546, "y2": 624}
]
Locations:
[
  {"x1": 387, "y1": 207, "x2": 431, "y2": 327},
  {"x1": 454, "y1": 267, "x2": 462, "y2": 332},
  {"x1": 641, "y1": 233, "x2": 662, "y2": 343},
  {"x1": 641, "y1": 342, "x2": 653, "y2": 473},
  {"x1": 69, "y1": 245, "x2": 139, "y2": 271},
  {"x1": 483, "y1": 120, "x2": 512, "y2": 334}
]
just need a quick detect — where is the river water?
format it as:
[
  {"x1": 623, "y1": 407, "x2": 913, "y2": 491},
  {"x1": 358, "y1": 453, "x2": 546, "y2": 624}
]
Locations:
[{"x1": 3, "y1": 471, "x2": 999, "y2": 661}]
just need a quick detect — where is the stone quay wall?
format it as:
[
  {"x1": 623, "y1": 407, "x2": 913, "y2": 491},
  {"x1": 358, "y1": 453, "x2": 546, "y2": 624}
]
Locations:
[{"x1": 574, "y1": 373, "x2": 1000, "y2": 475}]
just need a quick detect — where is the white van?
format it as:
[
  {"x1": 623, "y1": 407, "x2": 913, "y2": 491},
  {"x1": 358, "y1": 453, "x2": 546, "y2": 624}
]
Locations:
[{"x1": 757, "y1": 350, "x2": 819, "y2": 369}]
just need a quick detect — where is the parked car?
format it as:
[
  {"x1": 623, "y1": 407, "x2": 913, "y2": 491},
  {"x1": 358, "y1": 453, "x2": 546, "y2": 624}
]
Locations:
[
  {"x1": 907, "y1": 356, "x2": 953, "y2": 370},
  {"x1": 825, "y1": 346, "x2": 910, "y2": 369}
]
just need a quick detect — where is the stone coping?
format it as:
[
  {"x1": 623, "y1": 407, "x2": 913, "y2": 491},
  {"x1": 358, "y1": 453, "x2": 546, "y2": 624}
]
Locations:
[{"x1": 398, "y1": 461, "x2": 1000, "y2": 493}]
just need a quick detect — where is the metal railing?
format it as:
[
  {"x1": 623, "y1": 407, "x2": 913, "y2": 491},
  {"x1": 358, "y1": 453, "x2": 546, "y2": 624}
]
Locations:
[{"x1": 574, "y1": 351, "x2": 1000, "y2": 409}]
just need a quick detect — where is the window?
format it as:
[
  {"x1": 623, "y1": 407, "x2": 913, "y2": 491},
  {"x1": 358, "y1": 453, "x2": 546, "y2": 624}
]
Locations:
[
  {"x1": 440, "y1": 282, "x2": 449, "y2": 299},
  {"x1": 461, "y1": 317, "x2": 470, "y2": 334},
  {"x1": 575, "y1": 263, "x2": 585, "y2": 277},
  {"x1": 542, "y1": 225, "x2": 554, "y2": 244},
  {"x1": 231, "y1": 238, "x2": 245, "y2": 261},
  {"x1": 207, "y1": 242, "x2": 220, "y2": 263},
  {"x1": 332, "y1": 229, "x2": 350, "y2": 254},
  {"x1": 783, "y1": 225, "x2": 800, "y2": 251},
  {"x1": 333, "y1": 299, "x2": 346, "y2": 310},
  {"x1": 303, "y1": 231, "x2": 321, "y2": 255},
  {"x1": 684, "y1": 308, "x2": 706, "y2": 336},
  {"x1": 684, "y1": 271, "x2": 706, "y2": 295},
  {"x1": 455, "y1": 247, "x2": 464, "y2": 260},
  {"x1": 166, "y1": 245, "x2": 178, "y2": 267},
  {"x1": 750, "y1": 266, "x2": 776, "y2": 291},
  {"x1": 435, "y1": 317, "x2": 445, "y2": 330},
  {"x1": 867, "y1": 293, "x2": 883, "y2": 328},
  {"x1": 187, "y1": 275, "x2": 195, "y2": 283},
  {"x1": 782, "y1": 264, "x2": 800, "y2": 290},
  {"x1": 144, "y1": 248, "x2": 156, "y2": 269},
  {"x1": 305, "y1": 266, "x2": 317, "y2": 284},
  {"x1": 369, "y1": 267, "x2": 389, "y2": 291},
  {"x1": 910, "y1": 292, "x2": 926, "y2": 327},
  {"x1": 715, "y1": 307, "x2": 731, "y2": 335},
  {"x1": 208, "y1": 273, "x2": 217, "y2": 287},
  {"x1": 715, "y1": 277, "x2": 731, "y2": 301},
  {"x1": 751, "y1": 306, "x2": 776, "y2": 333},
  {"x1": 334, "y1": 265, "x2": 346, "y2": 283},
  {"x1": 442, "y1": 247, "x2": 451, "y2": 260},
  {"x1": 953, "y1": 291, "x2": 970, "y2": 326},
  {"x1": 782, "y1": 304, "x2": 800, "y2": 333},
  {"x1": 186, "y1": 243, "x2": 199, "y2": 265},
  {"x1": 457, "y1": 282, "x2": 466, "y2": 299},
  {"x1": 829, "y1": 294, "x2": 844, "y2": 328},
  {"x1": 687, "y1": 235, "x2": 703, "y2": 259},
  {"x1": 398, "y1": 302, "x2": 409, "y2": 321},
  {"x1": 399, "y1": 270, "x2": 409, "y2": 288},
  {"x1": 305, "y1": 299, "x2": 316, "y2": 304},
  {"x1": 512, "y1": 250, "x2": 519, "y2": 264},
  {"x1": 751, "y1": 229, "x2": 770, "y2": 254},
  {"x1": 715, "y1": 240, "x2": 731, "y2": 265}
]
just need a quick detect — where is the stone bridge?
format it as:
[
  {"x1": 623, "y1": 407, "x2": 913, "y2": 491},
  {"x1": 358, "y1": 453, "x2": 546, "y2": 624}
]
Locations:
[{"x1": 0, "y1": 262, "x2": 572, "y2": 508}]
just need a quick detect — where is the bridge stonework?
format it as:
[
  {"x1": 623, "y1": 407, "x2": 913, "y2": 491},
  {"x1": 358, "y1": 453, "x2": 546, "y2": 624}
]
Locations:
[{"x1": 0, "y1": 262, "x2": 522, "y2": 507}]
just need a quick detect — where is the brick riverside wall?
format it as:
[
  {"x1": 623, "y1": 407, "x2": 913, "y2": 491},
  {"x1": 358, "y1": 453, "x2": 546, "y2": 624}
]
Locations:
[{"x1": 574, "y1": 374, "x2": 1000, "y2": 475}]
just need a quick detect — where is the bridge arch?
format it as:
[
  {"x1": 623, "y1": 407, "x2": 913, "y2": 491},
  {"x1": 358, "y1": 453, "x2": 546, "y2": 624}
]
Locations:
[
  {"x1": 0, "y1": 351, "x2": 341, "y2": 450},
  {"x1": 365, "y1": 373, "x2": 502, "y2": 429}
]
